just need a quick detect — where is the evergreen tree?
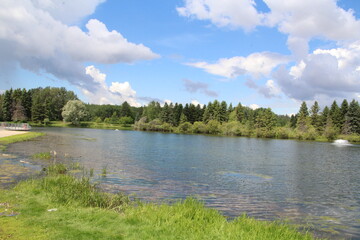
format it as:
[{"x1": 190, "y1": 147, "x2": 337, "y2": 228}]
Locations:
[
  {"x1": 329, "y1": 100, "x2": 342, "y2": 130},
  {"x1": 219, "y1": 101, "x2": 228, "y2": 123},
  {"x1": 160, "y1": 102, "x2": 171, "y2": 123},
  {"x1": 2, "y1": 89, "x2": 13, "y2": 121},
  {"x1": 297, "y1": 101, "x2": 309, "y2": 132},
  {"x1": 235, "y1": 103, "x2": 245, "y2": 123},
  {"x1": 346, "y1": 99, "x2": 360, "y2": 134},
  {"x1": 0, "y1": 94, "x2": 3, "y2": 121},
  {"x1": 310, "y1": 101, "x2": 321, "y2": 131},
  {"x1": 339, "y1": 99, "x2": 349, "y2": 131},
  {"x1": 120, "y1": 101, "x2": 133, "y2": 118}
]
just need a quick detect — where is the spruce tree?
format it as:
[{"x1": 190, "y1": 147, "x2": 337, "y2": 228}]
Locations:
[
  {"x1": 310, "y1": 101, "x2": 321, "y2": 131},
  {"x1": 346, "y1": 100, "x2": 360, "y2": 134},
  {"x1": 297, "y1": 101, "x2": 309, "y2": 132},
  {"x1": 2, "y1": 89, "x2": 13, "y2": 121}
]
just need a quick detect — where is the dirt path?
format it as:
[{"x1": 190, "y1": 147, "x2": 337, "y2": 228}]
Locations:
[{"x1": 0, "y1": 129, "x2": 28, "y2": 138}]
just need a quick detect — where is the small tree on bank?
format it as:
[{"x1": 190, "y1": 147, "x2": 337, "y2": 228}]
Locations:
[{"x1": 62, "y1": 100, "x2": 88, "y2": 125}]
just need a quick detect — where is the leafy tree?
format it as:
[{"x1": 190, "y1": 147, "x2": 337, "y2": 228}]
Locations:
[
  {"x1": 62, "y1": 100, "x2": 88, "y2": 125},
  {"x1": 119, "y1": 116, "x2": 134, "y2": 125},
  {"x1": 12, "y1": 100, "x2": 27, "y2": 122}
]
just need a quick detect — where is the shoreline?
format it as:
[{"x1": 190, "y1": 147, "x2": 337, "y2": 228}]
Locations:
[{"x1": 0, "y1": 128, "x2": 28, "y2": 138}]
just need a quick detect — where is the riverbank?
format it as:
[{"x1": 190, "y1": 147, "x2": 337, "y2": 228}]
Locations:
[
  {"x1": 0, "y1": 130, "x2": 44, "y2": 151},
  {"x1": 0, "y1": 164, "x2": 317, "y2": 240}
]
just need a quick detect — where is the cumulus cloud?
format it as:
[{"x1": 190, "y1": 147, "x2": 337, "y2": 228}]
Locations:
[
  {"x1": 183, "y1": 79, "x2": 218, "y2": 97},
  {"x1": 0, "y1": 0, "x2": 159, "y2": 92},
  {"x1": 187, "y1": 52, "x2": 289, "y2": 79},
  {"x1": 177, "y1": 0, "x2": 264, "y2": 31},
  {"x1": 248, "y1": 104, "x2": 260, "y2": 110},
  {"x1": 191, "y1": 99, "x2": 204, "y2": 107},
  {"x1": 84, "y1": 65, "x2": 140, "y2": 106},
  {"x1": 273, "y1": 42, "x2": 360, "y2": 100}
]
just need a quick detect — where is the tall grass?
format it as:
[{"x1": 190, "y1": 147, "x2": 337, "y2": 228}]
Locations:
[{"x1": 0, "y1": 132, "x2": 44, "y2": 151}]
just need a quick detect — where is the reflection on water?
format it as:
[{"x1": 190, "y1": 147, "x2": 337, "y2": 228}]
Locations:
[{"x1": 4, "y1": 127, "x2": 360, "y2": 239}]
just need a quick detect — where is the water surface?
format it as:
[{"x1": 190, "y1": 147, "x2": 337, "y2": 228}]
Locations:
[{"x1": 5, "y1": 127, "x2": 360, "y2": 239}]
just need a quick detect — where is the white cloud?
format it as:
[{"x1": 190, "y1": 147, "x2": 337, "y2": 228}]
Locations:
[
  {"x1": 274, "y1": 42, "x2": 360, "y2": 100},
  {"x1": 248, "y1": 104, "x2": 260, "y2": 110},
  {"x1": 30, "y1": 0, "x2": 105, "y2": 24},
  {"x1": 187, "y1": 52, "x2": 289, "y2": 79},
  {"x1": 109, "y1": 82, "x2": 136, "y2": 98},
  {"x1": 84, "y1": 65, "x2": 140, "y2": 106},
  {"x1": 191, "y1": 99, "x2": 204, "y2": 107},
  {"x1": 177, "y1": 0, "x2": 263, "y2": 31},
  {"x1": 0, "y1": 0, "x2": 159, "y2": 92},
  {"x1": 264, "y1": 0, "x2": 360, "y2": 58}
]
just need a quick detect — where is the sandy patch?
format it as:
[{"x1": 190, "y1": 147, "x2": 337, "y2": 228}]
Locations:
[{"x1": 0, "y1": 129, "x2": 28, "y2": 138}]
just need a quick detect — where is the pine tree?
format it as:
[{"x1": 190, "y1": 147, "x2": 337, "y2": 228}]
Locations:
[
  {"x1": 346, "y1": 99, "x2": 360, "y2": 134},
  {"x1": 2, "y1": 89, "x2": 13, "y2": 121},
  {"x1": 297, "y1": 101, "x2": 309, "y2": 132},
  {"x1": 339, "y1": 99, "x2": 349, "y2": 131},
  {"x1": 219, "y1": 101, "x2": 228, "y2": 123},
  {"x1": 310, "y1": 101, "x2": 321, "y2": 131},
  {"x1": 329, "y1": 101, "x2": 342, "y2": 130}
]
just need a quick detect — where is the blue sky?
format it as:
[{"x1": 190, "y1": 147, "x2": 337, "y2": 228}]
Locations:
[{"x1": 1, "y1": 0, "x2": 360, "y2": 114}]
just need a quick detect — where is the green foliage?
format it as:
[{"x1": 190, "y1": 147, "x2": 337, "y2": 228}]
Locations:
[
  {"x1": 119, "y1": 116, "x2": 134, "y2": 125},
  {"x1": 0, "y1": 132, "x2": 44, "y2": 151},
  {"x1": 206, "y1": 120, "x2": 221, "y2": 134},
  {"x1": 178, "y1": 121, "x2": 192, "y2": 133},
  {"x1": 62, "y1": 100, "x2": 89, "y2": 125},
  {"x1": 192, "y1": 121, "x2": 207, "y2": 133},
  {"x1": 32, "y1": 152, "x2": 52, "y2": 160}
]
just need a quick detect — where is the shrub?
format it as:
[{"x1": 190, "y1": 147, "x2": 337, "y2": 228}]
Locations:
[
  {"x1": 192, "y1": 121, "x2": 207, "y2": 134},
  {"x1": 178, "y1": 122, "x2": 192, "y2": 133},
  {"x1": 206, "y1": 120, "x2": 221, "y2": 135}
]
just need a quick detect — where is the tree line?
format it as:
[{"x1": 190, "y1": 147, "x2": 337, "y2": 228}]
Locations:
[
  {"x1": 1, "y1": 87, "x2": 359, "y2": 141},
  {"x1": 135, "y1": 99, "x2": 360, "y2": 141}
]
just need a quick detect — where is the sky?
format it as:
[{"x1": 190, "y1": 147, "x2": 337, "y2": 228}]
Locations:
[{"x1": 1, "y1": 0, "x2": 360, "y2": 114}]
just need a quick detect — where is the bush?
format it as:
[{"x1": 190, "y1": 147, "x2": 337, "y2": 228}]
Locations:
[
  {"x1": 192, "y1": 121, "x2": 207, "y2": 134},
  {"x1": 178, "y1": 122, "x2": 192, "y2": 133},
  {"x1": 119, "y1": 116, "x2": 134, "y2": 125},
  {"x1": 206, "y1": 120, "x2": 221, "y2": 135},
  {"x1": 221, "y1": 121, "x2": 242, "y2": 136},
  {"x1": 275, "y1": 127, "x2": 290, "y2": 139}
]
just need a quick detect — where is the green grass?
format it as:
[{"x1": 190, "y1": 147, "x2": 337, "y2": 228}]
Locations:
[
  {"x1": 31, "y1": 152, "x2": 52, "y2": 160},
  {"x1": 0, "y1": 164, "x2": 319, "y2": 240},
  {"x1": 0, "y1": 132, "x2": 44, "y2": 151}
]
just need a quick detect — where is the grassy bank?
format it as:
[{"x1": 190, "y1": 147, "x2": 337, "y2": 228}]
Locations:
[
  {"x1": 0, "y1": 164, "x2": 318, "y2": 240},
  {"x1": 0, "y1": 132, "x2": 44, "y2": 151}
]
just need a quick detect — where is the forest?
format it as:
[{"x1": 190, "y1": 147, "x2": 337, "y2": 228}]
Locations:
[{"x1": 0, "y1": 87, "x2": 359, "y2": 141}]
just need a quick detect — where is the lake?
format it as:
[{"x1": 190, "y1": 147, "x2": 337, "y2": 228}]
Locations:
[{"x1": 4, "y1": 127, "x2": 360, "y2": 239}]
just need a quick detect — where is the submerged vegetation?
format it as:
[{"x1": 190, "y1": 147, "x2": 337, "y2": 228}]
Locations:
[{"x1": 0, "y1": 163, "x2": 317, "y2": 240}]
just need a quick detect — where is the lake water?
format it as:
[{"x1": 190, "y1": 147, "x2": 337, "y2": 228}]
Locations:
[{"x1": 3, "y1": 127, "x2": 360, "y2": 239}]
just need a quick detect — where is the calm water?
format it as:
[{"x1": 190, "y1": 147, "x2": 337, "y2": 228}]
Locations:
[{"x1": 4, "y1": 127, "x2": 360, "y2": 239}]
